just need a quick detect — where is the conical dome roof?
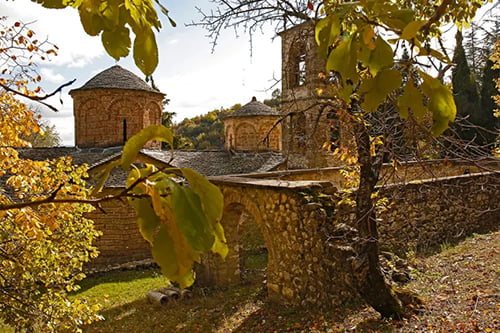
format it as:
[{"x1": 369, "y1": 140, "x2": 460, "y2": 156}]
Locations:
[
  {"x1": 227, "y1": 97, "x2": 279, "y2": 118},
  {"x1": 70, "y1": 65, "x2": 164, "y2": 95}
]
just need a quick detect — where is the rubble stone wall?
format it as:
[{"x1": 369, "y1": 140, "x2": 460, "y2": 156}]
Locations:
[
  {"x1": 375, "y1": 172, "x2": 500, "y2": 253},
  {"x1": 197, "y1": 178, "x2": 350, "y2": 308},
  {"x1": 197, "y1": 170, "x2": 499, "y2": 308}
]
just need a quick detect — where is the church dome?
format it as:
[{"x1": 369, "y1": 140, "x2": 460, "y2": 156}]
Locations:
[
  {"x1": 70, "y1": 65, "x2": 164, "y2": 95},
  {"x1": 226, "y1": 97, "x2": 279, "y2": 118}
]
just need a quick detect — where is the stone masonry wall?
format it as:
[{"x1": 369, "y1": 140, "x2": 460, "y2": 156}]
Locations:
[
  {"x1": 377, "y1": 172, "x2": 500, "y2": 253},
  {"x1": 84, "y1": 190, "x2": 151, "y2": 272},
  {"x1": 224, "y1": 115, "x2": 282, "y2": 151},
  {"x1": 329, "y1": 172, "x2": 499, "y2": 254},
  {"x1": 72, "y1": 89, "x2": 163, "y2": 149},
  {"x1": 83, "y1": 163, "x2": 498, "y2": 309},
  {"x1": 198, "y1": 169, "x2": 499, "y2": 309},
  {"x1": 197, "y1": 178, "x2": 353, "y2": 308}
]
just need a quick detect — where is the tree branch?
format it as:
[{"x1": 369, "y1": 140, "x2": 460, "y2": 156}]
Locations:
[{"x1": 0, "y1": 79, "x2": 76, "y2": 112}]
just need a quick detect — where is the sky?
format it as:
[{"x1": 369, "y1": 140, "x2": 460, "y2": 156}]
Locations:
[{"x1": 0, "y1": 0, "x2": 283, "y2": 146}]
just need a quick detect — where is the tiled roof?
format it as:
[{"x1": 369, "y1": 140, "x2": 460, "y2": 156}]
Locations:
[
  {"x1": 225, "y1": 97, "x2": 280, "y2": 118},
  {"x1": 144, "y1": 150, "x2": 285, "y2": 176},
  {"x1": 69, "y1": 66, "x2": 164, "y2": 95},
  {"x1": 12, "y1": 147, "x2": 286, "y2": 187},
  {"x1": 15, "y1": 147, "x2": 121, "y2": 168}
]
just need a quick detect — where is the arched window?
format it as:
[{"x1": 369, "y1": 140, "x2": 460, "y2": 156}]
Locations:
[{"x1": 286, "y1": 37, "x2": 307, "y2": 88}]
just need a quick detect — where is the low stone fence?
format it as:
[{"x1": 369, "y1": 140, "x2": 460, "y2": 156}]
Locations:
[
  {"x1": 199, "y1": 169, "x2": 499, "y2": 308},
  {"x1": 376, "y1": 172, "x2": 499, "y2": 253}
]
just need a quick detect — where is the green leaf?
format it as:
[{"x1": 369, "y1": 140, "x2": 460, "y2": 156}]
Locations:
[
  {"x1": 180, "y1": 168, "x2": 223, "y2": 223},
  {"x1": 212, "y1": 221, "x2": 228, "y2": 258},
  {"x1": 100, "y1": 0, "x2": 121, "y2": 28},
  {"x1": 121, "y1": 125, "x2": 173, "y2": 170},
  {"x1": 380, "y1": 8, "x2": 415, "y2": 31},
  {"x1": 129, "y1": 197, "x2": 161, "y2": 244},
  {"x1": 152, "y1": 226, "x2": 195, "y2": 289},
  {"x1": 180, "y1": 168, "x2": 227, "y2": 258},
  {"x1": 359, "y1": 36, "x2": 394, "y2": 76},
  {"x1": 101, "y1": 27, "x2": 131, "y2": 61},
  {"x1": 32, "y1": 0, "x2": 66, "y2": 9},
  {"x1": 327, "y1": 35, "x2": 359, "y2": 86},
  {"x1": 397, "y1": 78, "x2": 426, "y2": 120},
  {"x1": 133, "y1": 28, "x2": 159, "y2": 76},
  {"x1": 170, "y1": 181, "x2": 215, "y2": 253},
  {"x1": 418, "y1": 47, "x2": 452, "y2": 64},
  {"x1": 77, "y1": 1, "x2": 105, "y2": 36},
  {"x1": 359, "y1": 69, "x2": 402, "y2": 112},
  {"x1": 315, "y1": 15, "x2": 341, "y2": 59},
  {"x1": 401, "y1": 20, "x2": 426, "y2": 40},
  {"x1": 421, "y1": 73, "x2": 457, "y2": 135}
]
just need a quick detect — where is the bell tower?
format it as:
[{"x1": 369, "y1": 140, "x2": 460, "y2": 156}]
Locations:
[{"x1": 279, "y1": 21, "x2": 342, "y2": 168}]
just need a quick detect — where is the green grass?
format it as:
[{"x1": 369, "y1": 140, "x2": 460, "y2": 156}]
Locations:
[
  {"x1": 78, "y1": 270, "x2": 266, "y2": 333},
  {"x1": 73, "y1": 268, "x2": 170, "y2": 306}
]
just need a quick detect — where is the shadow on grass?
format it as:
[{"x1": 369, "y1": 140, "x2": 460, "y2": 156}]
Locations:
[
  {"x1": 83, "y1": 292, "x2": 370, "y2": 333},
  {"x1": 227, "y1": 298, "x2": 370, "y2": 332},
  {"x1": 82, "y1": 286, "x2": 258, "y2": 333}
]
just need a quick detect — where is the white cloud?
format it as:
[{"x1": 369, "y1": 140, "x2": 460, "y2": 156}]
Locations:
[
  {"x1": 0, "y1": 0, "x2": 104, "y2": 68},
  {"x1": 40, "y1": 68, "x2": 65, "y2": 84}
]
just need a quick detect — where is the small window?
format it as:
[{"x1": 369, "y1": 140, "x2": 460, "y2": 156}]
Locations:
[
  {"x1": 123, "y1": 119, "x2": 127, "y2": 143},
  {"x1": 295, "y1": 53, "x2": 306, "y2": 86}
]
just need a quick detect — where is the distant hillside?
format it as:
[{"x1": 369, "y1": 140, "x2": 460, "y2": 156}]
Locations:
[{"x1": 172, "y1": 104, "x2": 240, "y2": 150}]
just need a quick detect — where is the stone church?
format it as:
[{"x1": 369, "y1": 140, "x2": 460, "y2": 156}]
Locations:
[{"x1": 16, "y1": 21, "x2": 342, "y2": 270}]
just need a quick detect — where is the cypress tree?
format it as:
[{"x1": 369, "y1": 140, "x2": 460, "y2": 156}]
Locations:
[{"x1": 452, "y1": 30, "x2": 483, "y2": 143}]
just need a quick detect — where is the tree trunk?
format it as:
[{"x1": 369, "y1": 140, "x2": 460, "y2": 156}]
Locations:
[{"x1": 353, "y1": 121, "x2": 403, "y2": 319}]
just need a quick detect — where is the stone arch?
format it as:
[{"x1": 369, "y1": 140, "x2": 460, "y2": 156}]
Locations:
[
  {"x1": 234, "y1": 122, "x2": 258, "y2": 151},
  {"x1": 143, "y1": 101, "x2": 161, "y2": 127},
  {"x1": 285, "y1": 38, "x2": 307, "y2": 88},
  {"x1": 75, "y1": 98, "x2": 110, "y2": 147},
  {"x1": 197, "y1": 186, "x2": 279, "y2": 287}
]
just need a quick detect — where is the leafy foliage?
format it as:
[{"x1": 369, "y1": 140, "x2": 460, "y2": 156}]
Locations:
[
  {"x1": 0, "y1": 18, "x2": 58, "y2": 94},
  {"x1": 0, "y1": 20, "x2": 103, "y2": 332},
  {"x1": 0, "y1": 94, "x2": 102, "y2": 331},
  {"x1": 173, "y1": 104, "x2": 240, "y2": 150},
  {"x1": 116, "y1": 126, "x2": 227, "y2": 288},
  {"x1": 29, "y1": 0, "x2": 173, "y2": 76},
  {"x1": 315, "y1": 0, "x2": 485, "y2": 135},
  {"x1": 20, "y1": 107, "x2": 62, "y2": 147},
  {"x1": 314, "y1": 0, "x2": 487, "y2": 319}
]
